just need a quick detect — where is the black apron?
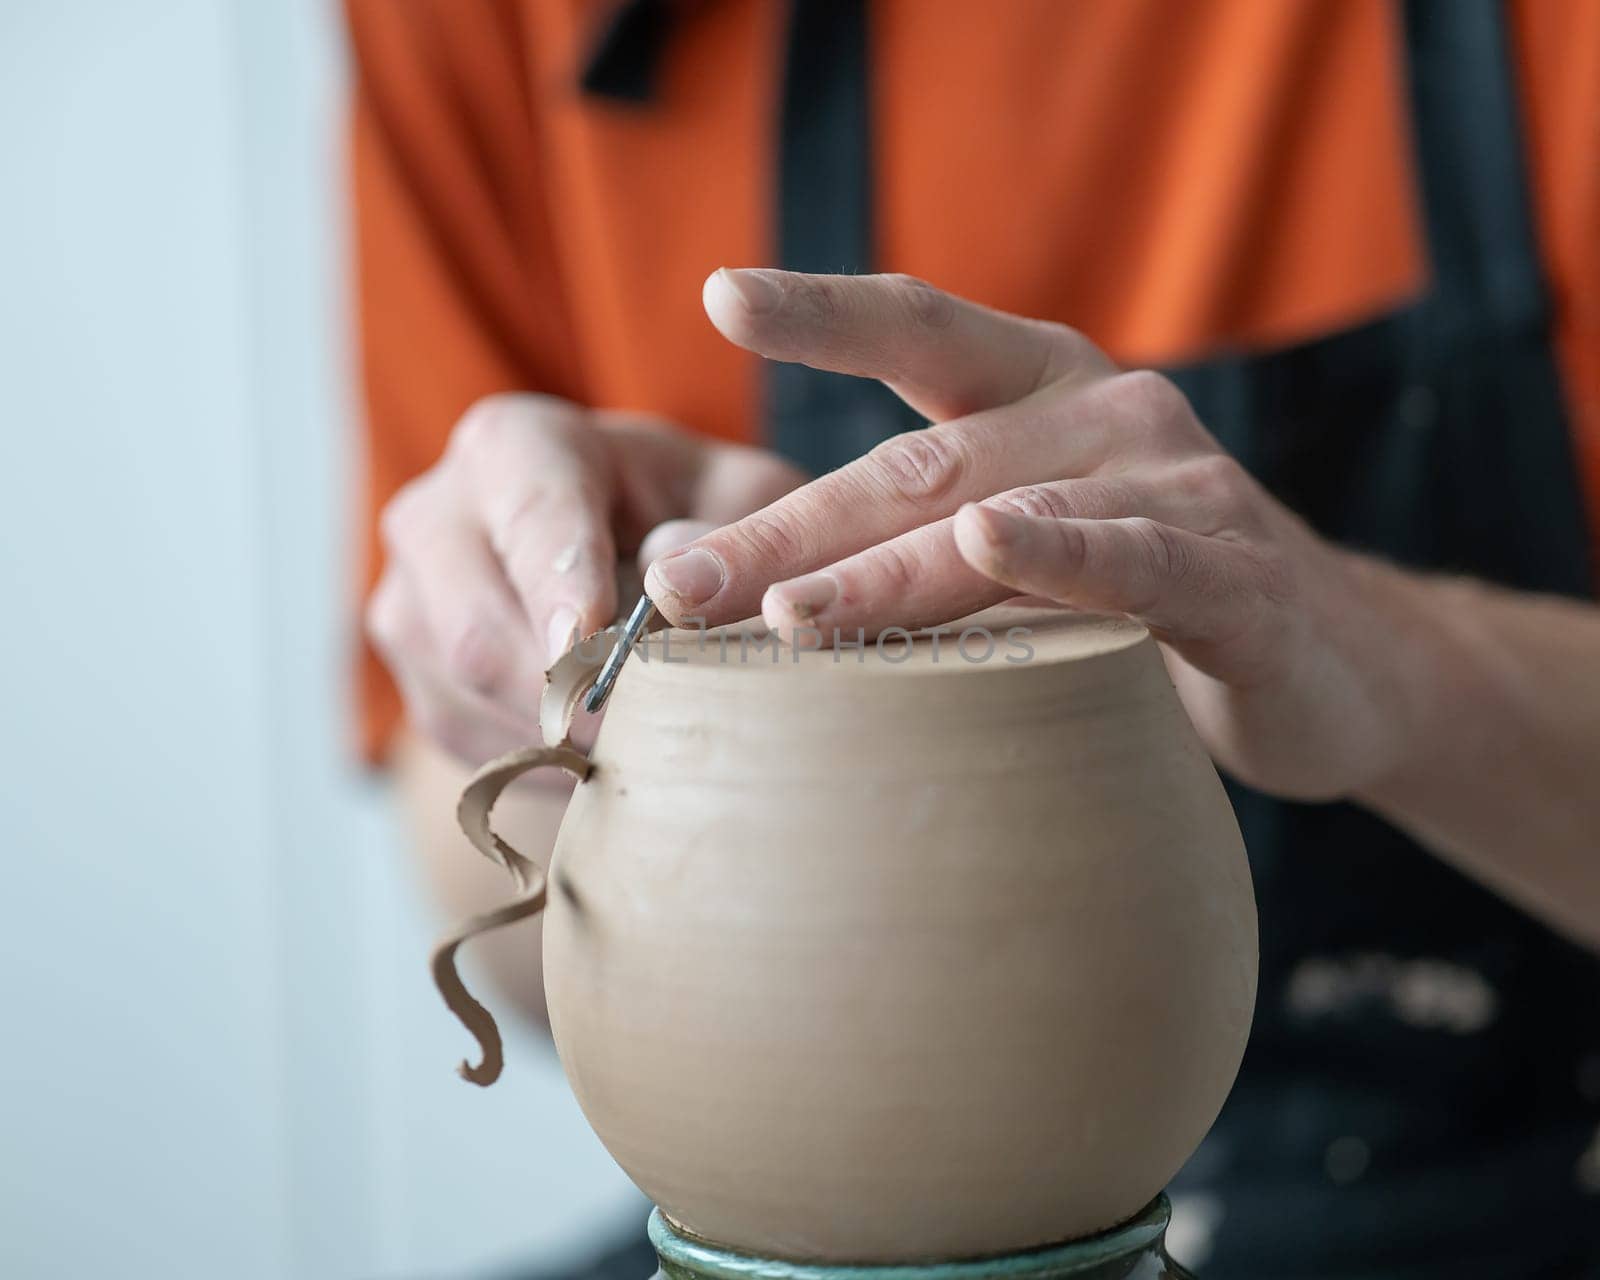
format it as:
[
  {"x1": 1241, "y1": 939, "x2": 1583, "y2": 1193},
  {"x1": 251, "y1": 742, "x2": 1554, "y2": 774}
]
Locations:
[
  {"x1": 558, "y1": 4, "x2": 1600, "y2": 1277},
  {"x1": 1161, "y1": 2, "x2": 1600, "y2": 1275}
]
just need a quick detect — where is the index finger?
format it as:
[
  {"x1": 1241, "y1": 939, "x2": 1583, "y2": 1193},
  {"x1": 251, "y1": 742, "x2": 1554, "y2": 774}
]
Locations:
[
  {"x1": 455, "y1": 398, "x2": 620, "y2": 662},
  {"x1": 704, "y1": 269, "x2": 1112, "y2": 423}
]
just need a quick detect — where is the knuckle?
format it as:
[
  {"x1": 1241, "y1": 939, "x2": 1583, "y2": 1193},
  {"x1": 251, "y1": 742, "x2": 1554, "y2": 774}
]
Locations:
[
  {"x1": 1251, "y1": 546, "x2": 1298, "y2": 609},
  {"x1": 1174, "y1": 453, "x2": 1249, "y2": 506},
  {"x1": 862, "y1": 539, "x2": 923, "y2": 600},
  {"x1": 723, "y1": 508, "x2": 811, "y2": 575},
  {"x1": 1104, "y1": 369, "x2": 1195, "y2": 439},
  {"x1": 868, "y1": 429, "x2": 967, "y2": 504},
  {"x1": 1042, "y1": 319, "x2": 1096, "y2": 366},
  {"x1": 549, "y1": 524, "x2": 613, "y2": 569},
  {"x1": 490, "y1": 481, "x2": 606, "y2": 560},
  {"x1": 491, "y1": 486, "x2": 552, "y2": 545},
  {"x1": 450, "y1": 396, "x2": 515, "y2": 456},
  {"x1": 988, "y1": 484, "x2": 1072, "y2": 521},
  {"x1": 1129, "y1": 516, "x2": 1188, "y2": 591},
  {"x1": 378, "y1": 476, "x2": 434, "y2": 552},
  {"x1": 1049, "y1": 319, "x2": 1093, "y2": 353},
  {"x1": 884, "y1": 273, "x2": 955, "y2": 329},
  {"x1": 1029, "y1": 323, "x2": 1113, "y2": 388},
  {"x1": 504, "y1": 525, "x2": 608, "y2": 597},
  {"x1": 364, "y1": 576, "x2": 408, "y2": 652},
  {"x1": 790, "y1": 273, "x2": 847, "y2": 323},
  {"x1": 451, "y1": 393, "x2": 577, "y2": 457},
  {"x1": 1053, "y1": 518, "x2": 1089, "y2": 567},
  {"x1": 1035, "y1": 517, "x2": 1091, "y2": 583}
]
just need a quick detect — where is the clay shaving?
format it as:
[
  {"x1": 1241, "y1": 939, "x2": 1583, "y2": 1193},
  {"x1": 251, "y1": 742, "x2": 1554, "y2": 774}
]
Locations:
[
  {"x1": 539, "y1": 629, "x2": 618, "y2": 745},
  {"x1": 432, "y1": 741, "x2": 591, "y2": 1085},
  {"x1": 432, "y1": 606, "x2": 670, "y2": 1085}
]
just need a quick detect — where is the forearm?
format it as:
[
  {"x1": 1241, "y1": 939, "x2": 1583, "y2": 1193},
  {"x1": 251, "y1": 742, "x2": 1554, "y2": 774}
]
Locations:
[{"x1": 1355, "y1": 561, "x2": 1600, "y2": 948}]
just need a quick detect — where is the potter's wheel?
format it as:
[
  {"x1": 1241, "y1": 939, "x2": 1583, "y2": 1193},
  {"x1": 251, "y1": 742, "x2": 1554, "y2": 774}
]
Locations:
[{"x1": 644, "y1": 1197, "x2": 1193, "y2": 1278}]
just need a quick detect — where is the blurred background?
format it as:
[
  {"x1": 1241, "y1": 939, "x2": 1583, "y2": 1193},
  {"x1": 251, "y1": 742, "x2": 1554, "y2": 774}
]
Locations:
[{"x1": 0, "y1": 3, "x2": 643, "y2": 1275}]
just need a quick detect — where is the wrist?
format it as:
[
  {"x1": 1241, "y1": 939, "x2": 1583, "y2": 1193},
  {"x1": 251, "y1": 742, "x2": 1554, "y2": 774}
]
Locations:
[{"x1": 1343, "y1": 556, "x2": 1494, "y2": 815}]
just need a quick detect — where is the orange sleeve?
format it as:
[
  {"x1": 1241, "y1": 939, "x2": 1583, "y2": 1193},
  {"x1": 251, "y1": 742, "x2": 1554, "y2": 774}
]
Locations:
[
  {"x1": 1510, "y1": 0, "x2": 1600, "y2": 575},
  {"x1": 346, "y1": 0, "x2": 584, "y2": 761}
]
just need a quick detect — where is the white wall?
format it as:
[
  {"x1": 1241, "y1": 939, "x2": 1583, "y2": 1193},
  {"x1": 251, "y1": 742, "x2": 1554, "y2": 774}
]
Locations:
[{"x1": 0, "y1": 3, "x2": 640, "y2": 1276}]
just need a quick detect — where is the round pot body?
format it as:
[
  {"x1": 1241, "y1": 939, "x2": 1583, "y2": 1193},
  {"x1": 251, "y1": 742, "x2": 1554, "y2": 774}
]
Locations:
[{"x1": 543, "y1": 608, "x2": 1256, "y2": 1263}]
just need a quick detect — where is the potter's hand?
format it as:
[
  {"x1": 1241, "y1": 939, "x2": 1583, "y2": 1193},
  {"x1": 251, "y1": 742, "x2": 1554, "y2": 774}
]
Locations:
[
  {"x1": 368, "y1": 393, "x2": 803, "y2": 762},
  {"x1": 645, "y1": 271, "x2": 1433, "y2": 803}
]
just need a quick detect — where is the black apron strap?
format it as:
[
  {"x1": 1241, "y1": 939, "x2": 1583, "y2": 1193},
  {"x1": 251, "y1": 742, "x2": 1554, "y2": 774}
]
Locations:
[
  {"x1": 1402, "y1": 0, "x2": 1547, "y2": 341},
  {"x1": 582, "y1": 0, "x2": 922, "y2": 474},
  {"x1": 1170, "y1": 0, "x2": 1589, "y2": 598},
  {"x1": 1398, "y1": 0, "x2": 1592, "y2": 594},
  {"x1": 579, "y1": 0, "x2": 677, "y2": 103},
  {"x1": 766, "y1": 0, "x2": 923, "y2": 473}
]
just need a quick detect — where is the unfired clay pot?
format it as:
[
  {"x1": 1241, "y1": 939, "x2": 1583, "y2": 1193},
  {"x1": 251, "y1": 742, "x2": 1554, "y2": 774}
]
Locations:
[{"x1": 433, "y1": 606, "x2": 1256, "y2": 1265}]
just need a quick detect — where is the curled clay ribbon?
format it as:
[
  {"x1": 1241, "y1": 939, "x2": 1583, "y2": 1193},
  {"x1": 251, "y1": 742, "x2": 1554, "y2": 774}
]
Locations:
[
  {"x1": 430, "y1": 622, "x2": 624, "y2": 1085},
  {"x1": 430, "y1": 742, "x2": 590, "y2": 1086}
]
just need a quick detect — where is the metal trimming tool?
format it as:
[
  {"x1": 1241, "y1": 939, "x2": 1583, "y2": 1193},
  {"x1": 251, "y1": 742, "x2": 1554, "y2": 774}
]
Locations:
[{"x1": 583, "y1": 593, "x2": 658, "y2": 714}]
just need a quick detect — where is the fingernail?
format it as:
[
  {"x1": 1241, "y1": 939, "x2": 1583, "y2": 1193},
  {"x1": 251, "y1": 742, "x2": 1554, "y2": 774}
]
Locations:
[
  {"x1": 767, "y1": 573, "x2": 838, "y2": 622},
  {"x1": 546, "y1": 607, "x2": 578, "y2": 662},
  {"x1": 646, "y1": 547, "x2": 725, "y2": 608},
  {"x1": 721, "y1": 267, "x2": 782, "y2": 316}
]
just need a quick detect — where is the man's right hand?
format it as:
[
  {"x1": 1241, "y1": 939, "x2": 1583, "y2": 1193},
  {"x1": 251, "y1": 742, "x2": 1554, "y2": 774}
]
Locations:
[{"x1": 367, "y1": 393, "x2": 805, "y2": 764}]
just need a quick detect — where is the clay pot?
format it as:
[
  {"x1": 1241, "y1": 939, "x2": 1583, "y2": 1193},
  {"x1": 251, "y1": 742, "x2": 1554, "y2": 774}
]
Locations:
[{"x1": 435, "y1": 607, "x2": 1256, "y2": 1264}]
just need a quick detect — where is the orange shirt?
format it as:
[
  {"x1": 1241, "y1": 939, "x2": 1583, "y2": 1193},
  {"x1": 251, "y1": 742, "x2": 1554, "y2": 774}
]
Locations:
[{"x1": 347, "y1": 0, "x2": 1600, "y2": 760}]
